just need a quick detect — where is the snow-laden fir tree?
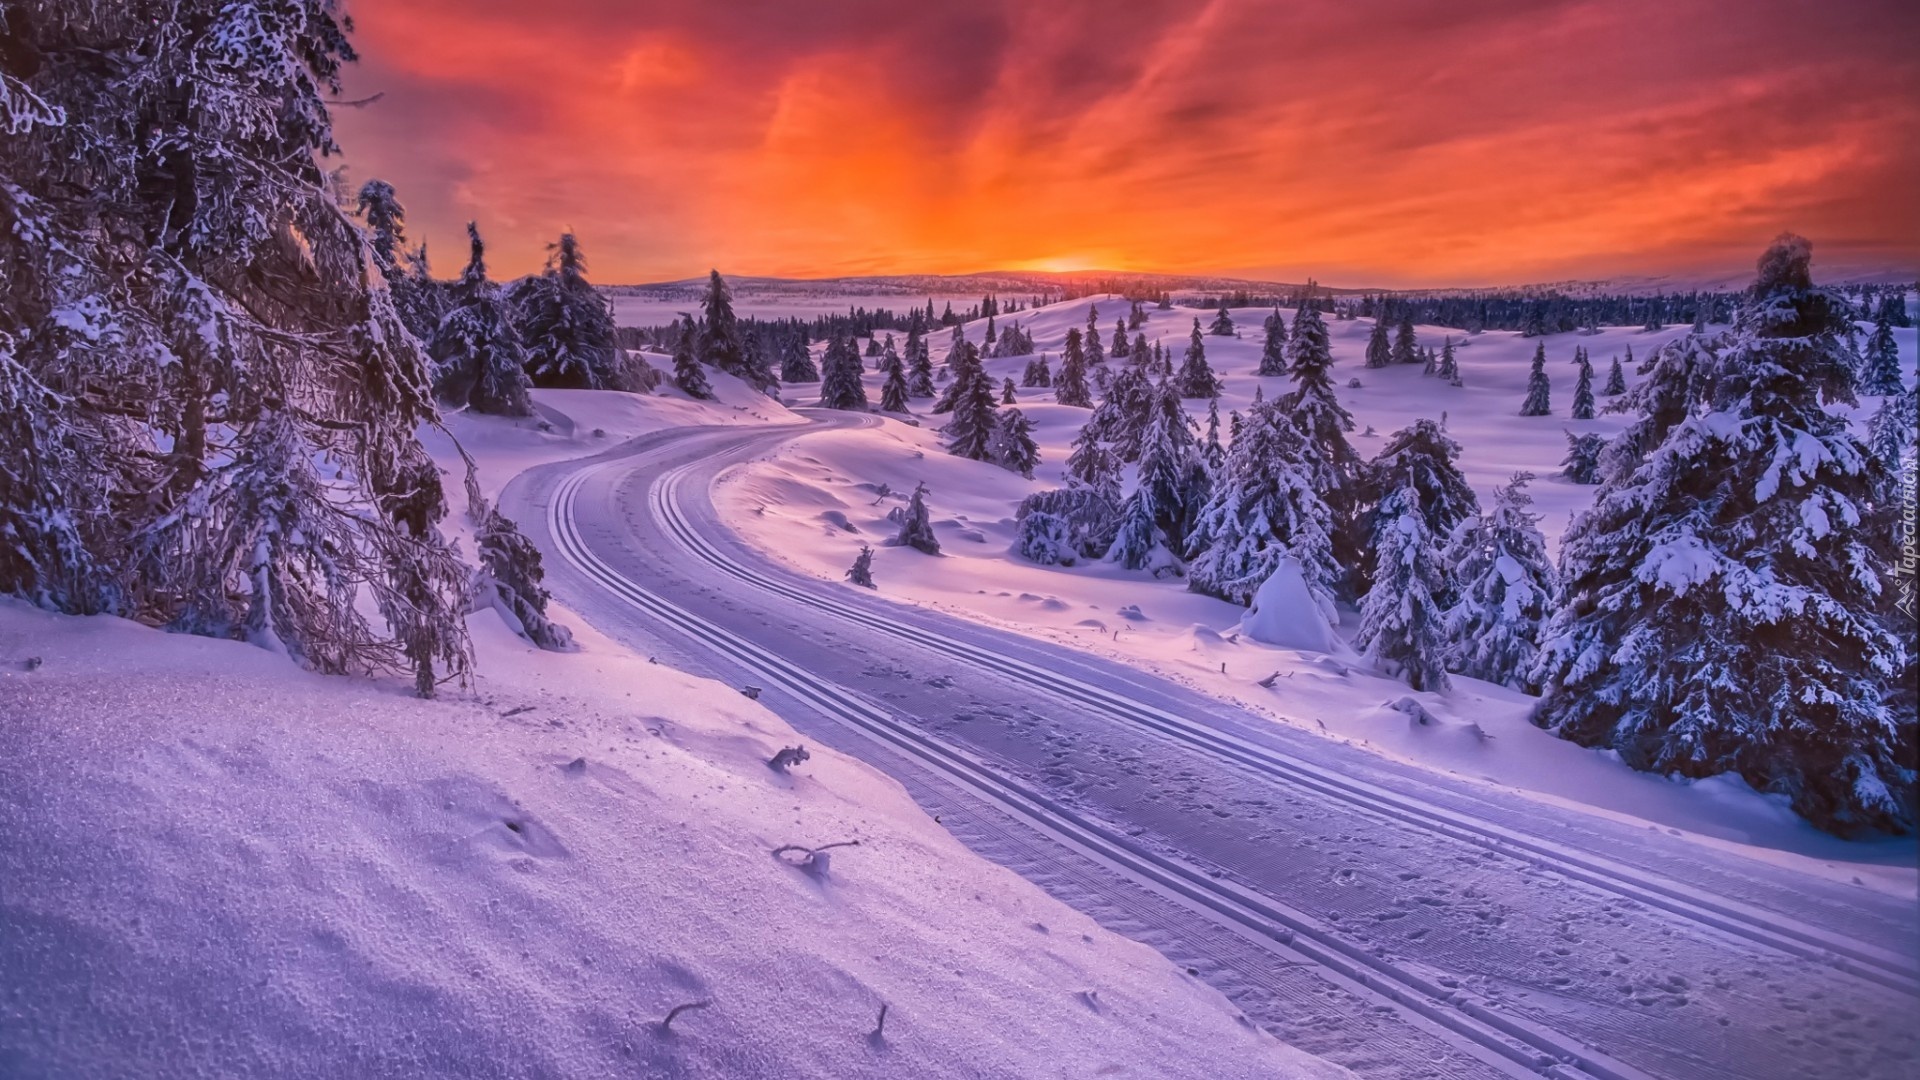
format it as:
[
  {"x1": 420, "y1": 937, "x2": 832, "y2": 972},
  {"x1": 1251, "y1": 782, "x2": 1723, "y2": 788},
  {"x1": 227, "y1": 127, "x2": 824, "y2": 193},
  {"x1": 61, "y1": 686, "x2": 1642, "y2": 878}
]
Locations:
[
  {"x1": 1532, "y1": 234, "x2": 1913, "y2": 836},
  {"x1": 1016, "y1": 488, "x2": 1120, "y2": 565},
  {"x1": 846, "y1": 544, "x2": 876, "y2": 588},
  {"x1": 1356, "y1": 485, "x2": 1452, "y2": 691},
  {"x1": 471, "y1": 494, "x2": 573, "y2": 652},
  {"x1": 1177, "y1": 318, "x2": 1222, "y2": 398},
  {"x1": 1185, "y1": 396, "x2": 1339, "y2": 608},
  {"x1": 1065, "y1": 421, "x2": 1123, "y2": 499},
  {"x1": 1022, "y1": 353, "x2": 1052, "y2": 387},
  {"x1": 907, "y1": 323, "x2": 935, "y2": 396},
  {"x1": 1055, "y1": 328, "x2": 1094, "y2": 407},
  {"x1": 1001, "y1": 377, "x2": 1018, "y2": 405},
  {"x1": 1562, "y1": 431, "x2": 1607, "y2": 484},
  {"x1": 1256, "y1": 308, "x2": 1289, "y2": 376},
  {"x1": 672, "y1": 317, "x2": 714, "y2": 399},
  {"x1": 1357, "y1": 419, "x2": 1478, "y2": 597},
  {"x1": 1129, "y1": 334, "x2": 1152, "y2": 368},
  {"x1": 818, "y1": 331, "x2": 869, "y2": 410},
  {"x1": 1112, "y1": 319, "x2": 1130, "y2": 359},
  {"x1": 1278, "y1": 304, "x2": 1364, "y2": 581},
  {"x1": 1, "y1": 2, "x2": 470, "y2": 693},
  {"x1": 1519, "y1": 342, "x2": 1552, "y2": 415},
  {"x1": 1860, "y1": 312, "x2": 1903, "y2": 395},
  {"x1": 1604, "y1": 352, "x2": 1627, "y2": 395},
  {"x1": 1391, "y1": 313, "x2": 1418, "y2": 366},
  {"x1": 1084, "y1": 316, "x2": 1103, "y2": 365},
  {"x1": 1443, "y1": 472, "x2": 1554, "y2": 690},
  {"x1": 1365, "y1": 317, "x2": 1392, "y2": 368},
  {"x1": 933, "y1": 326, "x2": 983, "y2": 409},
  {"x1": 941, "y1": 342, "x2": 998, "y2": 461},
  {"x1": 1110, "y1": 380, "x2": 1205, "y2": 571},
  {"x1": 1091, "y1": 364, "x2": 1155, "y2": 461},
  {"x1": 989, "y1": 408, "x2": 1041, "y2": 478},
  {"x1": 1436, "y1": 337, "x2": 1459, "y2": 382},
  {"x1": 511, "y1": 233, "x2": 624, "y2": 389},
  {"x1": 1209, "y1": 304, "x2": 1235, "y2": 336},
  {"x1": 780, "y1": 327, "x2": 819, "y2": 383},
  {"x1": 700, "y1": 270, "x2": 765, "y2": 388},
  {"x1": 894, "y1": 483, "x2": 941, "y2": 554},
  {"x1": 879, "y1": 341, "x2": 910, "y2": 412},
  {"x1": 431, "y1": 223, "x2": 534, "y2": 416},
  {"x1": 1570, "y1": 346, "x2": 1596, "y2": 419},
  {"x1": 353, "y1": 179, "x2": 441, "y2": 342},
  {"x1": 1016, "y1": 509, "x2": 1075, "y2": 566},
  {"x1": 1202, "y1": 399, "x2": 1226, "y2": 472}
]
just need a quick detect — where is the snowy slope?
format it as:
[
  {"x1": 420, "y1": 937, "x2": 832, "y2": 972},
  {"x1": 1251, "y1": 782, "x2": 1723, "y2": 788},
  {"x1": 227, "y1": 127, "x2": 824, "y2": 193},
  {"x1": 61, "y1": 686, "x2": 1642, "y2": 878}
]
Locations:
[
  {"x1": 710, "y1": 297, "x2": 1919, "y2": 884},
  {"x1": 0, "y1": 369, "x2": 1350, "y2": 1079}
]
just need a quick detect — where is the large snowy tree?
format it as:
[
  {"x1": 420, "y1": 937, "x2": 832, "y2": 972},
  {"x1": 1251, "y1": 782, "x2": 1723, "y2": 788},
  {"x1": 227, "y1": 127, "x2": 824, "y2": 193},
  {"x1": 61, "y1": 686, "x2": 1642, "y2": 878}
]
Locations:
[
  {"x1": 1532, "y1": 235, "x2": 1914, "y2": 836},
  {"x1": 1257, "y1": 309, "x2": 1289, "y2": 376},
  {"x1": 1444, "y1": 473, "x2": 1555, "y2": 691},
  {"x1": 1055, "y1": 327, "x2": 1094, "y2": 408},
  {"x1": 510, "y1": 233, "x2": 624, "y2": 390},
  {"x1": 1186, "y1": 396, "x2": 1339, "y2": 609},
  {"x1": 0, "y1": 0, "x2": 470, "y2": 693},
  {"x1": 1860, "y1": 312, "x2": 1903, "y2": 396},
  {"x1": 1519, "y1": 343, "x2": 1552, "y2": 416},
  {"x1": 1355, "y1": 485, "x2": 1452, "y2": 692},
  {"x1": 941, "y1": 342, "x2": 998, "y2": 461},
  {"x1": 1356, "y1": 419, "x2": 1478, "y2": 597},
  {"x1": 1279, "y1": 305, "x2": 1364, "y2": 582},
  {"x1": 817, "y1": 331, "x2": 868, "y2": 410},
  {"x1": 431, "y1": 224, "x2": 534, "y2": 417},
  {"x1": 1177, "y1": 318, "x2": 1223, "y2": 398}
]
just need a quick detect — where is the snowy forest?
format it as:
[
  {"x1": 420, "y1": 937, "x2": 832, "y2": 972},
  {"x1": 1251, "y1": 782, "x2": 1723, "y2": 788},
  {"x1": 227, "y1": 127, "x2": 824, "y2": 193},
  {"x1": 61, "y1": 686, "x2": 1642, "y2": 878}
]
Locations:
[{"x1": 4, "y1": 4, "x2": 1919, "y2": 1079}]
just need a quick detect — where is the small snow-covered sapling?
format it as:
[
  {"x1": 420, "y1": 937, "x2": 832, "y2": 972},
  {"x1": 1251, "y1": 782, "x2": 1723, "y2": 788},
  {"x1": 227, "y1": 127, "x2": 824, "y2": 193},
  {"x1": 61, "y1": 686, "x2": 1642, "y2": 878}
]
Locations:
[{"x1": 768, "y1": 745, "x2": 810, "y2": 772}]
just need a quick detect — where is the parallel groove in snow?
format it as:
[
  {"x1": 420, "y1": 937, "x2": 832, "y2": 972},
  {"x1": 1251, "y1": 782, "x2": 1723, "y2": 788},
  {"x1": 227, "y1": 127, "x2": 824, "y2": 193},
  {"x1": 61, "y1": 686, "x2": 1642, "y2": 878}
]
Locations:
[
  {"x1": 549, "y1": 448, "x2": 1660, "y2": 1080},
  {"x1": 652, "y1": 417, "x2": 1917, "y2": 1000}
]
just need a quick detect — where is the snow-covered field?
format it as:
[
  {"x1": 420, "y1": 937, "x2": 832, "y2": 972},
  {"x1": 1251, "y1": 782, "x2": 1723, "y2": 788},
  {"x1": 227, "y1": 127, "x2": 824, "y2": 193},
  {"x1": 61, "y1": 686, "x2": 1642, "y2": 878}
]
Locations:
[
  {"x1": 0, "y1": 378, "x2": 1348, "y2": 1078},
  {"x1": 710, "y1": 296, "x2": 1919, "y2": 887}
]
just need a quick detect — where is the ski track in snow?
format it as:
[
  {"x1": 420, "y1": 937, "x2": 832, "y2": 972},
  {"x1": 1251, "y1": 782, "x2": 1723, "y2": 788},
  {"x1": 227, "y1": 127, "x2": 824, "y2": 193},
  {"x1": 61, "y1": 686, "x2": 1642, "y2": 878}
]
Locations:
[{"x1": 500, "y1": 416, "x2": 1920, "y2": 1080}]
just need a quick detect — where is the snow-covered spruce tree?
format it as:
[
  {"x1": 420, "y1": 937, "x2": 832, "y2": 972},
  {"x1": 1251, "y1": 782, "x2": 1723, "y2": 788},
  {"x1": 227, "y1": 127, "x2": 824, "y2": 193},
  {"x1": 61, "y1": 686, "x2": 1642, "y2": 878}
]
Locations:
[
  {"x1": 894, "y1": 483, "x2": 941, "y2": 554},
  {"x1": 1084, "y1": 318, "x2": 1103, "y2": 366},
  {"x1": 671, "y1": 317, "x2": 715, "y2": 399},
  {"x1": 1016, "y1": 488, "x2": 1119, "y2": 564},
  {"x1": 353, "y1": 179, "x2": 439, "y2": 342},
  {"x1": 818, "y1": 331, "x2": 869, "y2": 410},
  {"x1": 846, "y1": 544, "x2": 876, "y2": 588},
  {"x1": 989, "y1": 408, "x2": 1041, "y2": 478},
  {"x1": 1533, "y1": 234, "x2": 1914, "y2": 836},
  {"x1": 1001, "y1": 376, "x2": 1018, "y2": 405},
  {"x1": 1065, "y1": 421, "x2": 1123, "y2": 499},
  {"x1": 1357, "y1": 419, "x2": 1478, "y2": 597},
  {"x1": 1391, "y1": 313, "x2": 1418, "y2": 366},
  {"x1": 1186, "y1": 397, "x2": 1339, "y2": 609},
  {"x1": 1, "y1": 2, "x2": 470, "y2": 693},
  {"x1": 1604, "y1": 352, "x2": 1626, "y2": 395},
  {"x1": 1177, "y1": 318, "x2": 1222, "y2": 398},
  {"x1": 1129, "y1": 334, "x2": 1152, "y2": 368},
  {"x1": 431, "y1": 223, "x2": 534, "y2": 416},
  {"x1": 942, "y1": 343, "x2": 998, "y2": 461},
  {"x1": 1112, "y1": 319, "x2": 1130, "y2": 359},
  {"x1": 1365, "y1": 317, "x2": 1392, "y2": 368},
  {"x1": 932, "y1": 328, "x2": 979, "y2": 413},
  {"x1": 471, "y1": 496, "x2": 573, "y2": 651},
  {"x1": 780, "y1": 326, "x2": 819, "y2": 383},
  {"x1": 1202, "y1": 399, "x2": 1226, "y2": 472},
  {"x1": 1022, "y1": 353, "x2": 1052, "y2": 387},
  {"x1": 906, "y1": 321, "x2": 935, "y2": 397},
  {"x1": 1860, "y1": 313, "x2": 1903, "y2": 396},
  {"x1": 1570, "y1": 345, "x2": 1596, "y2": 420},
  {"x1": 1436, "y1": 337, "x2": 1459, "y2": 382},
  {"x1": 1055, "y1": 328, "x2": 1094, "y2": 407},
  {"x1": 1444, "y1": 472, "x2": 1554, "y2": 690},
  {"x1": 1258, "y1": 308, "x2": 1289, "y2": 376},
  {"x1": 1278, "y1": 304, "x2": 1364, "y2": 578},
  {"x1": 1209, "y1": 304, "x2": 1235, "y2": 336},
  {"x1": 1519, "y1": 342, "x2": 1552, "y2": 416},
  {"x1": 1355, "y1": 486, "x2": 1452, "y2": 692},
  {"x1": 510, "y1": 232, "x2": 623, "y2": 390},
  {"x1": 700, "y1": 269, "x2": 764, "y2": 388},
  {"x1": 1131, "y1": 380, "x2": 1206, "y2": 556},
  {"x1": 879, "y1": 342, "x2": 910, "y2": 412},
  {"x1": 1562, "y1": 431, "x2": 1607, "y2": 484},
  {"x1": 1092, "y1": 363, "x2": 1155, "y2": 461}
]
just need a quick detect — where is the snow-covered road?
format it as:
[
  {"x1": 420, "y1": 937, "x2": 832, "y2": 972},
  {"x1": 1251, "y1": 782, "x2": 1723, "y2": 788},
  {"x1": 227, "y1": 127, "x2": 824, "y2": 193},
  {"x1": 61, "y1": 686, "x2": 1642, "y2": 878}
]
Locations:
[{"x1": 500, "y1": 415, "x2": 1920, "y2": 1080}]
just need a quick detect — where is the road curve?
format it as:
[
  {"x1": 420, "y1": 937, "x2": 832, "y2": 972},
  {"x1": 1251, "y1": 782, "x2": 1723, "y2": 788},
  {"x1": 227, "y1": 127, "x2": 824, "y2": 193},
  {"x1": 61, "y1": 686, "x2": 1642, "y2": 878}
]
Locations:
[{"x1": 500, "y1": 412, "x2": 1919, "y2": 1080}]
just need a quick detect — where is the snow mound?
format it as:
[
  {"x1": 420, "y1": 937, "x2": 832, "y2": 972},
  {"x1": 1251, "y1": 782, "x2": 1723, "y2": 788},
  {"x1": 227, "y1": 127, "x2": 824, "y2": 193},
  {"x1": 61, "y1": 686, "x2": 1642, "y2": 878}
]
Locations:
[
  {"x1": 0, "y1": 602, "x2": 1343, "y2": 1080},
  {"x1": 1236, "y1": 557, "x2": 1337, "y2": 652}
]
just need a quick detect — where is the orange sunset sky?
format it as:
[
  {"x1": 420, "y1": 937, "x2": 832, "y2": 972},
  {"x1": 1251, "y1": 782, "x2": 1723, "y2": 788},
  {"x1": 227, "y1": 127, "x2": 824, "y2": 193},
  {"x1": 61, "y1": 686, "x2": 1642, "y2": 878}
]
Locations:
[{"x1": 333, "y1": 0, "x2": 1920, "y2": 288}]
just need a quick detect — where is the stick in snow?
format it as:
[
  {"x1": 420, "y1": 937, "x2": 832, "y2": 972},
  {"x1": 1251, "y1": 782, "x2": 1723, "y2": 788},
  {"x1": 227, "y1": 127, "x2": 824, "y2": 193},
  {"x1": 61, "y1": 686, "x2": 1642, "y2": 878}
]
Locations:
[{"x1": 657, "y1": 999, "x2": 711, "y2": 1034}]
